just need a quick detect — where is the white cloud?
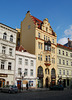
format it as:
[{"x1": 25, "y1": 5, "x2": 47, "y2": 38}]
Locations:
[
  {"x1": 64, "y1": 25, "x2": 72, "y2": 38},
  {"x1": 58, "y1": 37, "x2": 68, "y2": 45}
]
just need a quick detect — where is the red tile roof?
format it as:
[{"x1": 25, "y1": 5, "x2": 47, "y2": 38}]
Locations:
[
  {"x1": 16, "y1": 45, "x2": 27, "y2": 52},
  {"x1": 31, "y1": 15, "x2": 55, "y2": 36},
  {"x1": 31, "y1": 15, "x2": 43, "y2": 29},
  {"x1": 57, "y1": 43, "x2": 72, "y2": 50}
]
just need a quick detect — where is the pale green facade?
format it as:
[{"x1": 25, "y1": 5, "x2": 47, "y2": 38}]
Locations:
[{"x1": 57, "y1": 44, "x2": 72, "y2": 88}]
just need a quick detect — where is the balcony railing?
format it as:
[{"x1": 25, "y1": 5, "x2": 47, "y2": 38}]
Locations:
[{"x1": 44, "y1": 60, "x2": 51, "y2": 66}]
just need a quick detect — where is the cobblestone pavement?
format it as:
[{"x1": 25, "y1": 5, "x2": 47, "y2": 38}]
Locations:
[{"x1": 0, "y1": 89, "x2": 72, "y2": 100}]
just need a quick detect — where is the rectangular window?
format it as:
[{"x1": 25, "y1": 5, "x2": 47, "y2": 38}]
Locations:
[
  {"x1": 59, "y1": 50, "x2": 61, "y2": 54},
  {"x1": 38, "y1": 42, "x2": 40, "y2": 49},
  {"x1": 67, "y1": 70, "x2": 69, "y2": 75},
  {"x1": 66, "y1": 61, "x2": 68, "y2": 65},
  {"x1": 8, "y1": 62, "x2": 11, "y2": 70},
  {"x1": 1, "y1": 61, "x2": 5, "y2": 69},
  {"x1": 9, "y1": 48, "x2": 12, "y2": 56},
  {"x1": 70, "y1": 53, "x2": 72, "y2": 57},
  {"x1": 2, "y1": 46, "x2": 6, "y2": 54},
  {"x1": 38, "y1": 33, "x2": 40, "y2": 38},
  {"x1": 25, "y1": 69, "x2": 28, "y2": 76},
  {"x1": 63, "y1": 60, "x2": 65, "y2": 65},
  {"x1": 63, "y1": 70, "x2": 65, "y2": 75},
  {"x1": 31, "y1": 60, "x2": 33, "y2": 66},
  {"x1": 38, "y1": 54, "x2": 40, "y2": 60},
  {"x1": 66, "y1": 52, "x2": 68, "y2": 56},
  {"x1": 19, "y1": 58, "x2": 22, "y2": 65},
  {"x1": 63, "y1": 51, "x2": 64, "y2": 55},
  {"x1": 52, "y1": 39, "x2": 54, "y2": 43},
  {"x1": 45, "y1": 45, "x2": 48, "y2": 50},
  {"x1": 25, "y1": 59, "x2": 28, "y2": 65},
  {"x1": 48, "y1": 55, "x2": 50, "y2": 62},
  {"x1": 46, "y1": 56, "x2": 48, "y2": 61},
  {"x1": 41, "y1": 55, "x2": 42, "y2": 61},
  {"x1": 45, "y1": 69, "x2": 47, "y2": 74},
  {"x1": 59, "y1": 59, "x2": 61, "y2": 64},
  {"x1": 59, "y1": 69, "x2": 61, "y2": 75},
  {"x1": 30, "y1": 69, "x2": 33, "y2": 76},
  {"x1": 41, "y1": 43, "x2": 42, "y2": 49},
  {"x1": 18, "y1": 68, "x2": 22, "y2": 75}
]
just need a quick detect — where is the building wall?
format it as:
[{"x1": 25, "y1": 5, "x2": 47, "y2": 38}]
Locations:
[
  {"x1": 15, "y1": 51, "x2": 36, "y2": 88},
  {"x1": 21, "y1": 12, "x2": 35, "y2": 54},
  {"x1": 57, "y1": 46, "x2": 72, "y2": 87},
  {"x1": 20, "y1": 11, "x2": 57, "y2": 87},
  {"x1": 0, "y1": 23, "x2": 17, "y2": 87},
  {"x1": 35, "y1": 25, "x2": 57, "y2": 87}
]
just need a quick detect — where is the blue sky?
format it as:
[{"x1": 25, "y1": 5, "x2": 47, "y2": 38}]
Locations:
[{"x1": 0, "y1": 0, "x2": 72, "y2": 44}]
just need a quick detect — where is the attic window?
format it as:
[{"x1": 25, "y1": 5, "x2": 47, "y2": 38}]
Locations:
[{"x1": 28, "y1": 25, "x2": 31, "y2": 29}]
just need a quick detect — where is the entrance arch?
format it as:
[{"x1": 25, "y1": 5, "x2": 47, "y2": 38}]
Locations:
[
  {"x1": 51, "y1": 68, "x2": 56, "y2": 85},
  {"x1": 45, "y1": 77, "x2": 49, "y2": 88},
  {"x1": 37, "y1": 66, "x2": 43, "y2": 88},
  {"x1": 0, "y1": 78, "x2": 5, "y2": 87}
]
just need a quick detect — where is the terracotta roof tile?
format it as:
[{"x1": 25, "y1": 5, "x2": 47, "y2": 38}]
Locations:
[
  {"x1": 57, "y1": 43, "x2": 72, "y2": 50},
  {"x1": 16, "y1": 45, "x2": 27, "y2": 52},
  {"x1": 31, "y1": 15, "x2": 43, "y2": 29}
]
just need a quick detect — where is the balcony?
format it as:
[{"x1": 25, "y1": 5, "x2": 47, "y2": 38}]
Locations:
[{"x1": 44, "y1": 61, "x2": 51, "y2": 66}]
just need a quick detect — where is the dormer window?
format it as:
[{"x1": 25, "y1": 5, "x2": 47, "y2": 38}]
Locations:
[{"x1": 3, "y1": 33, "x2": 7, "y2": 40}]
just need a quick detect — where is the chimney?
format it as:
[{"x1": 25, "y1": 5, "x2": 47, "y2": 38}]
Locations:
[{"x1": 27, "y1": 11, "x2": 30, "y2": 14}]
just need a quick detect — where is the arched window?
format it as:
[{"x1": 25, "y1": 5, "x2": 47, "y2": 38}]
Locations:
[
  {"x1": 38, "y1": 66, "x2": 43, "y2": 75},
  {"x1": 51, "y1": 68, "x2": 55, "y2": 76},
  {"x1": 3, "y1": 33, "x2": 7, "y2": 40},
  {"x1": 10, "y1": 35, "x2": 13, "y2": 42}
]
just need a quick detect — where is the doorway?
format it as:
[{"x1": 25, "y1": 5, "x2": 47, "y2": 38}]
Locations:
[
  {"x1": 45, "y1": 77, "x2": 48, "y2": 88},
  {"x1": 0, "y1": 81, "x2": 2, "y2": 87}
]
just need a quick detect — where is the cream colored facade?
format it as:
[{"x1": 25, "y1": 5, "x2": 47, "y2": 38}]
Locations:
[
  {"x1": 20, "y1": 11, "x2": 57, "y2": 88},
  {"x1": 57, "y1": 44, "x2": 72, "y2": 88}
]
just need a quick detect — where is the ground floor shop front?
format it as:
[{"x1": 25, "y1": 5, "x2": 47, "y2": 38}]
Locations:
[
  {"x1": 15, "y1": 78, "x2": 36, "y2": 89},
  {"x1": 58, "y1": 77, "x2": 72, "y2": 88},
  {"x1": 0, "y1": 73, "x2": 14, "y2": 87}
]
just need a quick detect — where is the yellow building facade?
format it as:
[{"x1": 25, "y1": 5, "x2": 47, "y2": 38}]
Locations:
[{"x1": 20, "y1": 11, "x2": 57, "y2": 88}]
